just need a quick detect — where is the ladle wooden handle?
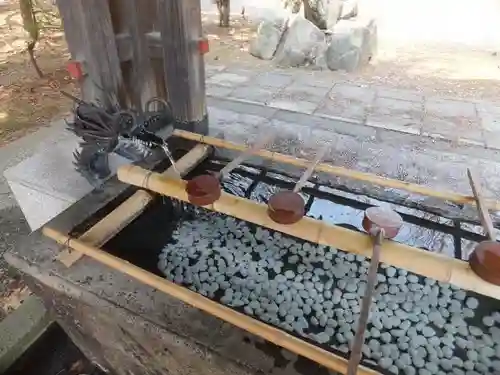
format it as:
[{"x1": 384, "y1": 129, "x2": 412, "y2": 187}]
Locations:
[
  {"x1": 467, "y1": 168, "x2": 496, "y2": 241},
  {"x1": 346, "y1": 229, "x2": 384, "y2": 375},
  {"x1": 218, "y1": 133, "x2": 275, "y2": 178},
  {"x1": 292, "y1": 145, "x2": 329, "y2": 193}
]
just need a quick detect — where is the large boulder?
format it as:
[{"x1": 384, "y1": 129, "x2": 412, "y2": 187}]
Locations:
[
  {"x1": 339, "y1": 0, "x2": 358, "y2": 20},
  {"x1": 325, "y1": 18, "x2": 377, "y2": 72},
  {"x1": 249, "y1": 17, "x2": 288, "y2": 60},
  {"x1": 273, "y1": 14, "x2": 327, "y2": 68},
  {"x1": 283, "y1": 0, "x2": 303, "y2": 14},
  {"x1": 300, "y1": 0, "x2": 344, "y2": 30},
  {"x1": 326, "y1": 0, "x2": 343, "y2": 29}
]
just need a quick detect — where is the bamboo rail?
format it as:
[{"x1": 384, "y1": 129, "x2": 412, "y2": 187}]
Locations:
[
  {"x1": 57, "y1": 144, "x2": 211, "y2": 267},
  {"x1": 57, "y1": 190, "x2": 153, "y2": 266},
  {"x1": 171, "y1": 129, "x2": 500, "y2": 212},
  {"x1": 42, "y1": 227, "x2": 380, "y2": 375},
  {"x1": 116, "y1": 164, "x2": 500, "y2": 301}
]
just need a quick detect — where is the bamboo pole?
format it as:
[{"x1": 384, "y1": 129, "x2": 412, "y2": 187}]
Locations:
[
  {"x1": 171, "y1": 129, "x2": 500, "y2": 212},
  {"x1": 57, "y1": 144, "x2": 211, "y2": 267},
  {"x1": 467, "y1": 168, "x2": 496, "y2": 240},
  {"x1": 57, "y1": 190, "x2": 153, "y2": 266},
  {"x1": 42, "y1": 227, "x2": 380, "y2": 375},
  {"x1": 117, "y1": 164, "x2": 500, "y2": 301}
]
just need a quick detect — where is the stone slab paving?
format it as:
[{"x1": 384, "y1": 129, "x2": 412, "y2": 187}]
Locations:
[{"x1": 206, "y1": 64, "x2": 500, "y2": 150}]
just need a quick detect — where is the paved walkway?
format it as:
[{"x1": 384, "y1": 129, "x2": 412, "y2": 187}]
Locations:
[{"x1": 205, "y1": 65, "x2": 500, "y2": 150}]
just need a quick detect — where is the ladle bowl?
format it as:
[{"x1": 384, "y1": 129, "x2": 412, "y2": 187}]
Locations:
[
  {"x1": 267, "y1": 145, "x2": 329, "y2": 225},
  {"x1": 267, "y1": 191, "x2": 305, "y2": 225},
  {"x1": 185, "y1": 174, "x2": 221, "y2": 206},
  {"x1": 185, "y1": 134, "x2": 275, "y2": 207},
  {"x1": 469, "y1": 241, "x2": 500, "y2": 286},
  {"x1": 362, "y1": 206, "x2": 404, "y2": 239}
]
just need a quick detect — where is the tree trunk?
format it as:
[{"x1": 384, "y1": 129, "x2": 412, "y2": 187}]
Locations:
[
  {"x1": 215, "y1": 0, "x2": 230, "y2": 27},
  {"x1": 302, "y1": 0, "x2": 326, "y2": 29},
  {"x1": 20, "y1": 0, "x2": 44, "y2": 78},
  {"x1": 221, "y1": 4, "x2": 230, "y2": 27}
]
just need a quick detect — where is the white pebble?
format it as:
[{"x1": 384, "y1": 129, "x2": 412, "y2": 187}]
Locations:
[
  {"x1": 483, "y1": 316, "x2": 495, "y2": 327},
  {"x1": 463, "y1": 308, "x2": 475, "y2": 319},
  {"x1": 379, "y1": 357, "x2": 393, "y2": 369},
  {"x1": 386, "y1": 267, "x2": 397, "y2": 278},
  {"x1": 469, "y1": 326, "x2": 483, "y2": 337},
  {"x1": 408, "y1": 274, "x2": 419, "y2": 283},
  {"x1": 422, "y1": 326, "x2": 435, "y2": 338},
  {"x1": 463, "y1": 360, "x2": 475, "y2": 371},
  {"x1": 377, "y1": 274, "x2": 387, "y2": 282},
  {"x1": 480, "y1": 346, "x2": 495, "y2": 358},
  {"x1": 466, "y1": 297, "x2": 479, "y2": 309},
  {"x1": 410, "y1": 335, "x2": 427, "y2": 348},
  {"x1": 315, "y1": 332, "x2": 330, "y2": 344},
  {"x1": 492, "y1": 311, "x2": 500, "y2": 322},
  {"x1": 381, "y1": 332, "x2": 392, "y2": 343},
  {"x1": 389, "y1": 285, "x2": 400, "y2": 294}
]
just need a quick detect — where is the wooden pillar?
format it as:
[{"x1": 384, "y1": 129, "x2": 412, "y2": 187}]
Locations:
[
  {"x1": 157, "y1": 0, "x2": 208, "y2": 135},
  {"x1": 57, "y1": 0, "x2": 124, "y2": 107},
  {"x1": 124, "y1": 0, "x2": 157, "y2": 112}
]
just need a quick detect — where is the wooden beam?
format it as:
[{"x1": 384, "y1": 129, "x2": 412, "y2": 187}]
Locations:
[
  {"x1": 42, "y1": 227, "x2": 380, "y2": 375},
  {"x1": 116, "y1": 164, "x2": 500, "y2": 301},
  {"x1": 171, "y1": 130, "x2": 500, "y2": 212},
  {"x1": 57, "y1": 144, "x2": 212, "y2": 267},
  {"x1": 157, "y1": 0, "x2": 207, "y2": 130},
  {"x1": 467, "y1": 168, "x2": 496, "y2": 240}
]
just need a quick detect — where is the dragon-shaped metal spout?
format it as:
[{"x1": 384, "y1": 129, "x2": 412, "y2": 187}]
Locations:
[{"x1": 66, "y1": 96, "x2": 175, "y2": 185}]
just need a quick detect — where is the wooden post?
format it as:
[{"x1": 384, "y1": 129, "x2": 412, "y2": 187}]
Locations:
[
  {"x1": 157, "y1": 0, "x2": 208, "y2": 134},
  {"x1": 124, "y1": 0, "x2": 158, "y2": 111},
  {"x1": 57, "y1": 0, "x2": 124, "y2": 106}
]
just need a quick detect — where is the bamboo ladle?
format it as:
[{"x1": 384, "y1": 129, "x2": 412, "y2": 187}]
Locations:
[
  {"x1": 467, "y1": 168, "x2": 500, "y2": 286},
  {"x1": 185, "y1": 134, "x2": 274, "y2": 206},
  {"x1": 347, "y1": 206, "x2": 403, "y2": 375},
  {"x1": 267, "y1": 145, "x2": 329, "y2": 225}
]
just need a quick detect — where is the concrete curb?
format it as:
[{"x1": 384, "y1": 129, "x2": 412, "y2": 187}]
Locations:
[{"x1": 0, "y1": 295, "x2": 52, "y2": 373}]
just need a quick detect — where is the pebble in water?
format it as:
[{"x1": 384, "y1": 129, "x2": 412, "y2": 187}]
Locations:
[
  {"x1": 315, "y1": 332, "x2": 331, "y2": 344},
  {"x1": 159, "y1": 215, "x2": 500, "y2": 375},
  {"x1": 466, "y1": 297, "x2": 479, "y2": 309},
  {"x1": 386, "y1": 267, "x2": 397, "y2": 278},
  {"x1": 483, "y1": 316, "x2": 495, "y2": 327},
  {"x1": 379, "y1": 357, "x2": 393, "y2": 369},
  {"x1": 469, "y1": 326, "x2": 483, "y2": 337}
]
